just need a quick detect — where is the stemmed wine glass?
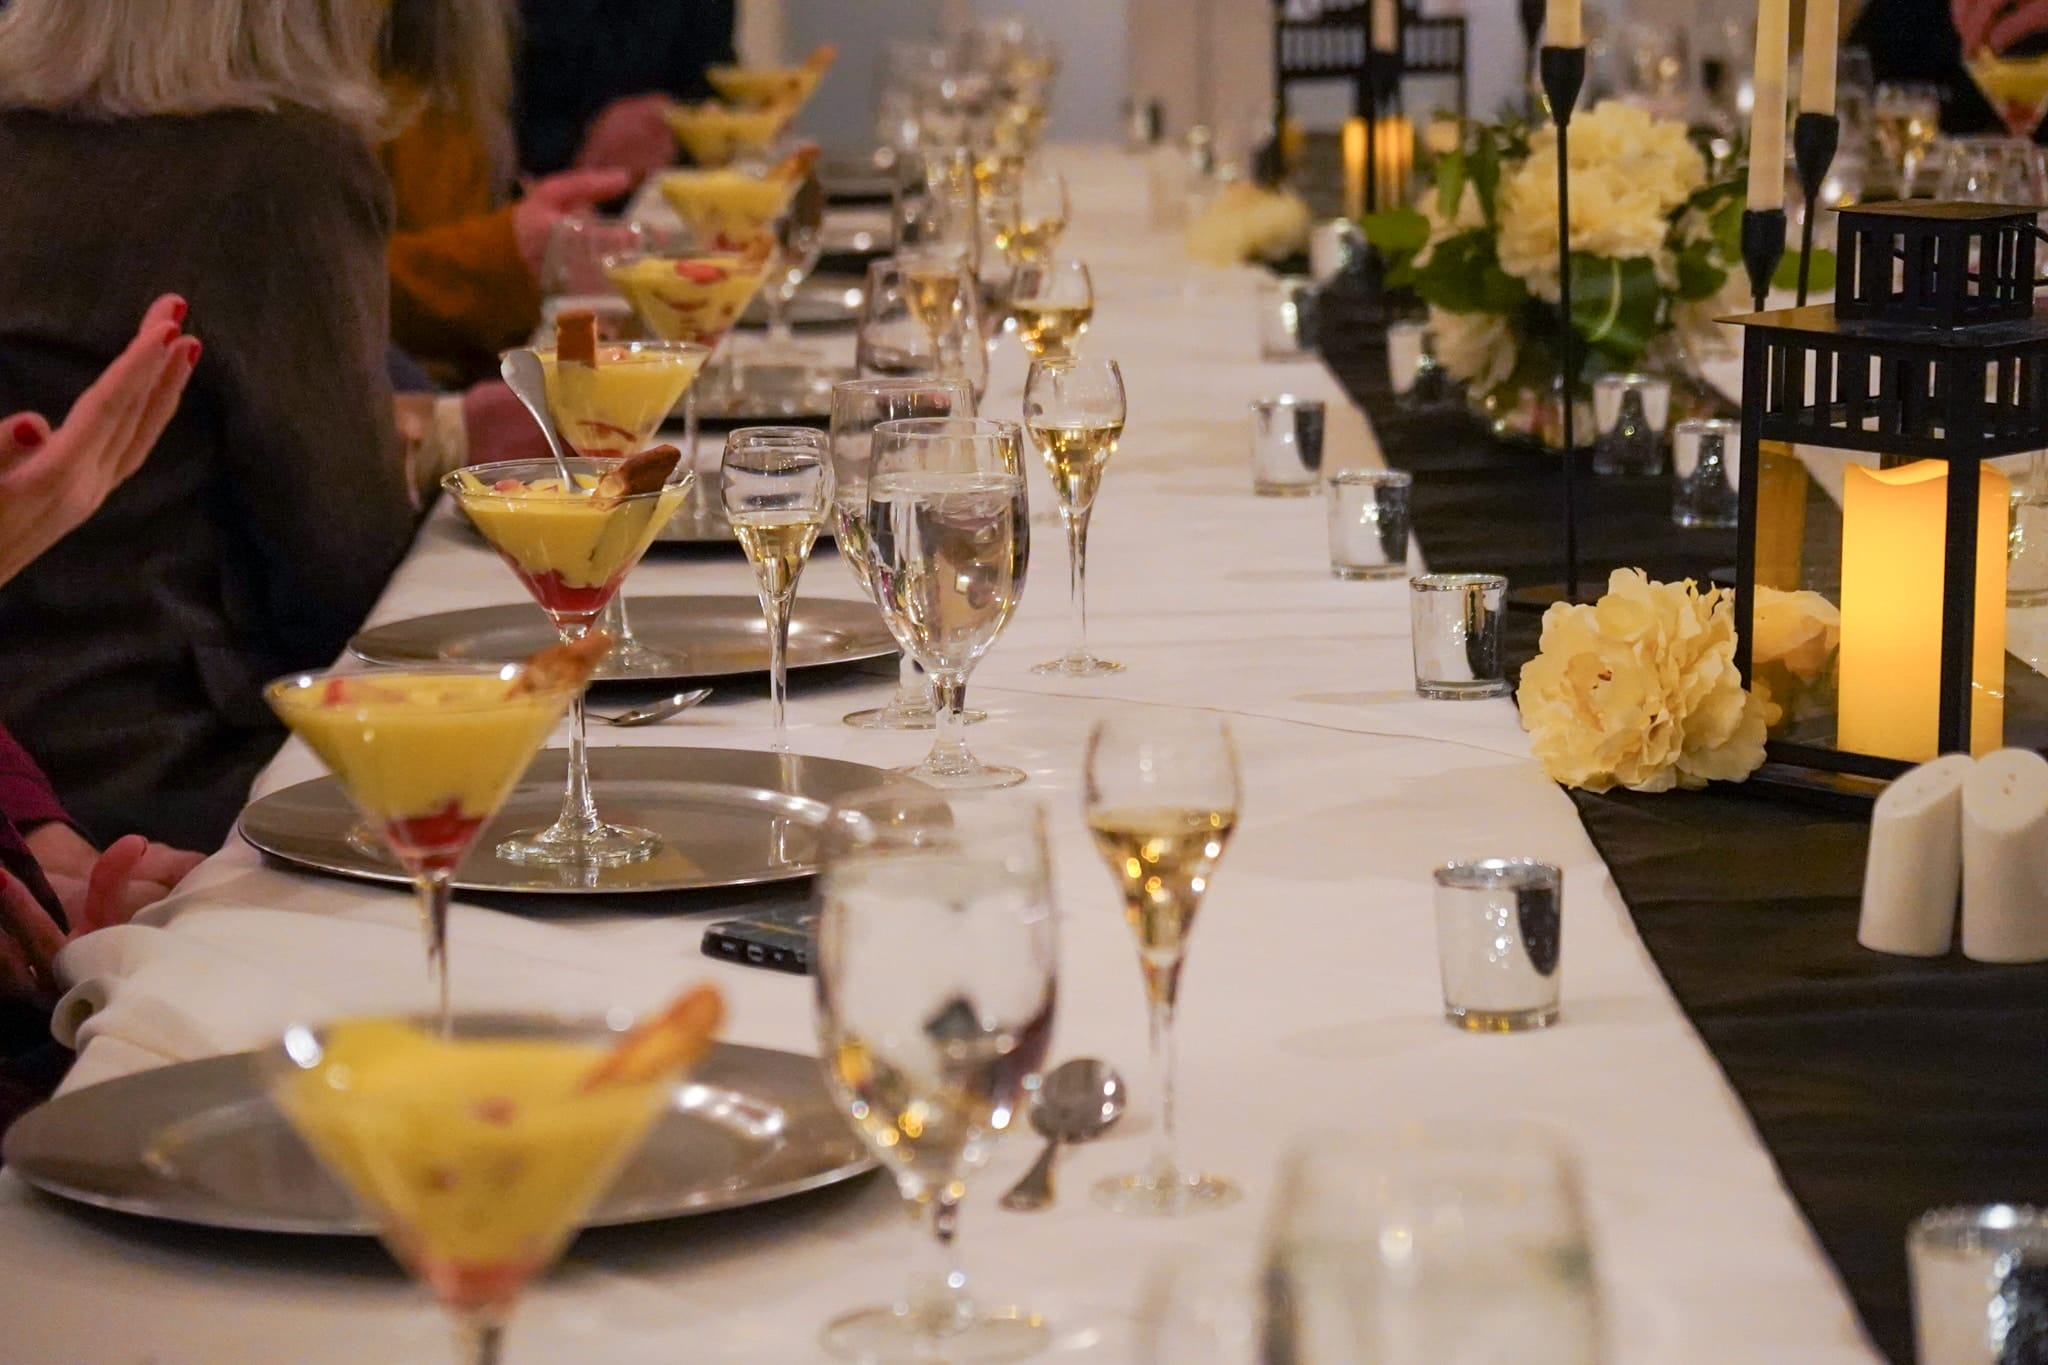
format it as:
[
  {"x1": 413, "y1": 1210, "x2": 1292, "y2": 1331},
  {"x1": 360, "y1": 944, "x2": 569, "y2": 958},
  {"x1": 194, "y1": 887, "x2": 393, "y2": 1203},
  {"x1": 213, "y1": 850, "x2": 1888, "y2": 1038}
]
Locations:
[
  {"x1": 815, "y1": 788, "x2": 1057, "y2": 1363},
  {"x1": 1084, "y1": 713, "x2": 1242, "y2": 1215},
  {"x1": 1024, "y1": 357, "x2": 1124, "y2": 676},
  {"x1": 758, "y1": 170, "x2": 827, "y2": 361},
  {"x1": 444, "y1": 457, "x2": 692, "y2": 866},
  {"x1": 1011, "y1": 258, "x2": 1093, "y2": 363},
  {"x1": 993, "y1": 167, "x2": 1070, "y2": 268},
  {"x1": 827, "y1": 376, "x2": 979, "y2": 730},
  {"x1": 867, "y1": 417, "x2": 1030, "y2": 788},
  {"x1": 898, "y1": 248, "x2": 979, "y2": 384},
  {"x1": 720, "y1": 427, "x2": 830, "y2": 749},
  {"x1": 857, "y1": 258, "x2": 990, "y2": 398}
]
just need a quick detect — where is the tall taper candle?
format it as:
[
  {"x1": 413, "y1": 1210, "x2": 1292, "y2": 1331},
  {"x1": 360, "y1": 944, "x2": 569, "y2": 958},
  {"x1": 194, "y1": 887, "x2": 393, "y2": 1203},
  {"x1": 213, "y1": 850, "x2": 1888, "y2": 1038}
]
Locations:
[
  {"x1": 1372, "y1": 0, "x2": 1398, "y2": 51},
  {"x1": 1799, "y1": 0, "x2": 1838, "y2": 113},
  {"x1": 1747, "y1": 0, "x2": 1790, "y2": 209},
  {"x1": 1549, "y1": 0, "x2": 1582, "y2": 46}
]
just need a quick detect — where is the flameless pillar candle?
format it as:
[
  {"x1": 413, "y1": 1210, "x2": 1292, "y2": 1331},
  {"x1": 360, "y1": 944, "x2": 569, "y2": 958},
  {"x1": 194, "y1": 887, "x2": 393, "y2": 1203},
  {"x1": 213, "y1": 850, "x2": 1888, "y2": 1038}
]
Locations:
[
  {"x1": 1837, "y1": 462, "x2": 2008, "y2": 763},
  {"x1": 1800, "y1": 0, "x2": 1838, "y2": 113},
  {"x1": 1748, "y1": 0, "x2": 1791, "y2": 209}
]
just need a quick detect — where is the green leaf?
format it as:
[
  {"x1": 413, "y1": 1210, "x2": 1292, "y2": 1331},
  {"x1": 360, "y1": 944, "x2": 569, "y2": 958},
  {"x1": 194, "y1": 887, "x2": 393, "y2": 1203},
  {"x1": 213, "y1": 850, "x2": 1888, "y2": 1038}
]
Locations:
[
  {"x1": 1435, "y1": 148, "x2": 1467, "y2": 220},
  {"x1": 1359, "y1": 208, "x2": 1430, "y2": 257},
  {"x1": 1674, "y1": 240, "x2": 1729, "y2": 301},
  {"x1": 1774, "y1": 246, "x2": 1837, "y2": 293},
  {"x1": 1568, "y1": 254, "x2": 1662, "y2": 361},
  {"x1": 1410, "y1": 230, "x2": 1528, "y2": 316},
  {"x1": 1469, "y1": 127, "x2": 1501, "y2": 222}
]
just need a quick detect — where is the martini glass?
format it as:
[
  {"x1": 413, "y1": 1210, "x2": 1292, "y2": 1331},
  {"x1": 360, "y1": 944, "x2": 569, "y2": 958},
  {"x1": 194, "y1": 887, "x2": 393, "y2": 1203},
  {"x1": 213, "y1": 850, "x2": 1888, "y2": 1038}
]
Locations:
[
  {"x1": 524, "y1": 335, "x2": 709, "y2": 673},
  {"x1": 266, "y1": 992, "x2": 722, "y2": 1365},
  {"x1": 444, "y1": 458, "x2": 692, "y2": 867},
  {"x1": 265, "y1": 662, "x2": 585, "y2": 1028},
  {"x1": 656, "y1": 144, "x2": 817, "y2": 255},
  {"x1": 662, "y1": 102, "x2": 793, "y2": 168},
  {"x1": 707, "y1": 42, "x2": 838, "y2": 109},
  {"x1": 1957, "y1": 0, "x2": 2048, "y2": 137}
]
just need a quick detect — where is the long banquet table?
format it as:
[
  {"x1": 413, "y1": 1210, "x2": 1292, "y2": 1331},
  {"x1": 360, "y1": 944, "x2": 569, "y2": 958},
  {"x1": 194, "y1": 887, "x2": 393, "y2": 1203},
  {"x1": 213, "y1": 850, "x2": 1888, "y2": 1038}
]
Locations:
[{"x1": 0, "y1": 147, "x2": 1883, "y2": 1362}]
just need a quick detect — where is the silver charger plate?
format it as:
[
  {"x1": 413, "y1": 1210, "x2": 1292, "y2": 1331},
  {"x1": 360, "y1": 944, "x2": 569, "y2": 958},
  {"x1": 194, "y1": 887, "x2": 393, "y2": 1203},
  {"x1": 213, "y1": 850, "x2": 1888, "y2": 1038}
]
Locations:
[
  {"x1": 238, "y1": 747, "x2": 896, "y2": 895},
  {"x1": 3, "y1": 1040, "x2": 874, "y2": 1236},
  {"x1": 686, "y1": 361, "x2": 853, "y2": 422},
  {"x1": 737, "y1": 277, "x2": 864, "y2": 330},
  {"x1": 349, "y1": 595, "x2": 894, "y2": 684}
]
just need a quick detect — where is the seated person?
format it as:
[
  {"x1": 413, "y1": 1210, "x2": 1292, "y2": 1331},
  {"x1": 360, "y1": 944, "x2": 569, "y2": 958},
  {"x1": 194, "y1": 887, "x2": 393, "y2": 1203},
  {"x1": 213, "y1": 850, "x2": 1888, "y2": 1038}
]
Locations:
[
  {"x1": 515, "y1": 0, "x2": 738, "y2": 178},
  {"x1": 0, "y1": 0, "x2": 419, "y2": 851}
]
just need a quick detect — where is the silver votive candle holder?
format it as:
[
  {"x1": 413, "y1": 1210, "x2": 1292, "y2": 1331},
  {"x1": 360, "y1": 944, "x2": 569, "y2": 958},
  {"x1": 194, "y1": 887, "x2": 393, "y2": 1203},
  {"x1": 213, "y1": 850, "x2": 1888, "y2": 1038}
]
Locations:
[
  {"x1": 1327, "y1": 469, "x2": 1413, "y2": 580},
  {"x1": 1409, "y1": 573, "x2": 1509, "y2": 699},
  {"x1": 1433, "y1": 858, "x2": 1563, "y2": 1032},
  {"x1": 1671, "y1": 418, "x2": 1741, "y2": 529},
  {"x1": 1910, "y1": 1205, "x2": 2048, "y2": 1365},
  {"x1": 1248, "y1": 395, "x2": 1325, "y2": 496},
  {"x1": 1258, "y1": 276, "x2": 1319, "y2": 360},
  {"x1": 1591, "y1": 373, "x2": 1672, "y2": 476},
  {"x1": 1386, "y1": 320, "x2": 1429, "y2": 398}
]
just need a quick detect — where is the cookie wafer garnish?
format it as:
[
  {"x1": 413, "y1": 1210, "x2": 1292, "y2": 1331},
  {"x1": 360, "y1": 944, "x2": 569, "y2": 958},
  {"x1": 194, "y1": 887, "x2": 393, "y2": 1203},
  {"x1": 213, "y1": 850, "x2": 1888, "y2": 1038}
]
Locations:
[
  {"x1": 509, "y1": 631, "x2": 613, "y2": 696},
  {"x1": 594, "y1": 443, "x2": 683, "y2": 501},
  {"x1": 577, "y1": 984, "x2": 725, "y2": 1092}
]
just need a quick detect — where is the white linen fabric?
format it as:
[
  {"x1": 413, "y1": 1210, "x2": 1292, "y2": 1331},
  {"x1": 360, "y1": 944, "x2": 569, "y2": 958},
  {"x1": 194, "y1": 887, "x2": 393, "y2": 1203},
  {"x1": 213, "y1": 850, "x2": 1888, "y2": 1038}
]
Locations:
[{"x1": 0, "y1": 148, "x2": 1881, "y2": 1363}]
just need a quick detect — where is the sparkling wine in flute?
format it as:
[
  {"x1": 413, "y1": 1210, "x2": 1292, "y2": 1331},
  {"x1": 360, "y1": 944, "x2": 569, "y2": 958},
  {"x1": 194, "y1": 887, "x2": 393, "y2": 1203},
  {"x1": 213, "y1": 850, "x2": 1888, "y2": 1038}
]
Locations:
[
  {"x1": 1028, "y1": 418, "x2": 1122, "y2": 511},
  {"x1": 1087, "y1": 806, "x2": 1237, "y2": 1002},
  {"x1": 1013, "y1": 301, "x2": 1092, "y2": 360},
  {"x1": 831, "y1": 494, "x2": 878, "y2": 599},
  {"x1": 730, "y1": 507, "x2": 822, "y2": 599},
  {"x1": 903, "y1": 261, "x2": 965, "y2": 339},
  {"x1": 995, "y1": 217, "x2": 1064, "y2": 263},
  {"x1": 867, "y1": 470, "x2": 1029, "y2": 674}
]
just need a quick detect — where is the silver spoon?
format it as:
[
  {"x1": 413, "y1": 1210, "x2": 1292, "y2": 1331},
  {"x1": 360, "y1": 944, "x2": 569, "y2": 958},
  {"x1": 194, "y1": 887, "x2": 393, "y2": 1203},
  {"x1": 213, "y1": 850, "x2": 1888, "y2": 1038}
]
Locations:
[
  {"x1": 1000, "y1": 1058, "x2": 1127, "y2": 1212},
  {"x1": 499, "y1": 348, "x2": 577, "y2": 486},
  {"x1": 594, "y1": 688, "x2": 713, "y2": 728}
]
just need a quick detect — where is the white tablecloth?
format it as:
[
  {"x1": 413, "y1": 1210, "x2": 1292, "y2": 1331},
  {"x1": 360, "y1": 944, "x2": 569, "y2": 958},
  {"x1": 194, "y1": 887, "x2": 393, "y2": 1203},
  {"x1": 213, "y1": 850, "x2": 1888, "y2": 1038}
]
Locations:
[{"x1": 0, "y1": 148, "x2": 1881, "y2": 1364}]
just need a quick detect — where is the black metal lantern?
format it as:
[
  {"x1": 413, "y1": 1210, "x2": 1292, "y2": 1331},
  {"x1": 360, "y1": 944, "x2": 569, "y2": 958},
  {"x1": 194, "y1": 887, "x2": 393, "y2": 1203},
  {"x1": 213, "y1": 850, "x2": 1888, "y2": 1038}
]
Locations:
[{"x1": 1728, "y1": 202, "x2": 2048, "y2": 788}]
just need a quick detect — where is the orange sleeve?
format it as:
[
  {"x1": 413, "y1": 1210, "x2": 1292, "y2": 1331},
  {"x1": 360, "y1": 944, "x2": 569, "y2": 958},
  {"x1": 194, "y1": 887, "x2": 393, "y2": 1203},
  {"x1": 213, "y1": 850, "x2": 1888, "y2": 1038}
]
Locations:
[{"x1": 387, "y1": 206, "x2": 541, "y2": 379}]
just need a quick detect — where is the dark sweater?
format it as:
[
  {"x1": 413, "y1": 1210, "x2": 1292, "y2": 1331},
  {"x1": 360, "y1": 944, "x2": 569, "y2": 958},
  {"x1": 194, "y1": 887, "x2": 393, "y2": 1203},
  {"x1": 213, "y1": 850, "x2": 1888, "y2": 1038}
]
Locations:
[{"x1": 0, "y1": 107, "x2": 417, "y2": 849}]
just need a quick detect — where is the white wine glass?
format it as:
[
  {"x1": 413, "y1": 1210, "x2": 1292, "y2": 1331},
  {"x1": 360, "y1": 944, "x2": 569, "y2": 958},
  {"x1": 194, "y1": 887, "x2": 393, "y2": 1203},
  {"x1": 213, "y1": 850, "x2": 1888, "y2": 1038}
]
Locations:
[
  {"x1": 1084, "y1": 713, "x2": 1241, "y2": 1215},
  {"x1": 994, "y1": 167, "x2": 1069, "y2": 268},
  {"x1": 815, "y1": 788, "x2": 1058, "y2": 1364},
  {"x1": 1011, "y1": 258, "x2": 1093, "y2": 362},
  {"x1": 758, "y1": 171, "x2": 827, "y2": 361},
  {"x1": 899, "y1": 249, "x2": 980, "y2": 386},
  {"x1": 858, "y1": 258, "x2": 991, "y2": 401},
  {"x1": 868, "y1": 417, "x2": 1030, "y2": 788},
  {"x1": 1266, "y1": 1124, "x2": 1602, "y2": 1362},
  {"x1": 721, "y1": 427, "x2": 830, "y2": 749},
  {"x1": 827, "y1": 377, "x2": 979, "y2": 730},
  {"x1": 1024, "y1": 357, "x2": 1124, "y2": 676}
]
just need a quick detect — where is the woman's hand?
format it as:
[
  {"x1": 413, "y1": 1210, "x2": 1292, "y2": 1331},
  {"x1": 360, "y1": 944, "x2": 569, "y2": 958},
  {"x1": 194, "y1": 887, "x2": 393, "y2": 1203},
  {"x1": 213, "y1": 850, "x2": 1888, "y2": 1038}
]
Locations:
[
  {"x1": 0, "y1": 832, "x2": 203, "y2": 1005},
  {"x1": 575, "y1": 93, "x2": 679, "y2": 182},
  {"x1": 0, "y1": 295, "x2": 199, "y2": 587},
  {"x1": 511, "y1": 169, "x2": 635, "y2": 276}
]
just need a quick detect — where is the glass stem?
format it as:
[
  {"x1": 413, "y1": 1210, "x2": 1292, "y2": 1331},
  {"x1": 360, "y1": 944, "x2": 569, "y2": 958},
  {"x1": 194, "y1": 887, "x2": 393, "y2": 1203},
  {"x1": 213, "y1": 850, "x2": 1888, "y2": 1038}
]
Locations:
[
  {"x1": 605, "y1": 593, "x2": 637, "y2": 648},
  {"x1": 556, "y1": 688, "x2": 604, "y2": 840},
  {"x1": 415, "y1": 868, "x2": 454, "y2": 1036},
  {"x1": 891, "y1": 654, "x2": 927, "y2": 713},
  {"x1": 766, "y1": 588, "x2": 794, "y2": 749},
  {"x1": 1063, "y1": 505, "x2": 1092, "y2": 666},
  {"x1": 456, "y1": 1317, "x2": 505, "y2": 1365},
  {"x1": 767, "y1": 291, "x2": 796, "y2": 350},
  {"x1": 1145, "y1": 969, "x2": 1183, "y2": 1187},
  {"x1": 903, "y1": 1181, "x2": 972, "y2": 1337},
  {"x1": 929, "y1": 672, "x2": 972, "y2": 771},
  {"x1": 684, "y1": 390, "x2": 704, "y2": 516}
]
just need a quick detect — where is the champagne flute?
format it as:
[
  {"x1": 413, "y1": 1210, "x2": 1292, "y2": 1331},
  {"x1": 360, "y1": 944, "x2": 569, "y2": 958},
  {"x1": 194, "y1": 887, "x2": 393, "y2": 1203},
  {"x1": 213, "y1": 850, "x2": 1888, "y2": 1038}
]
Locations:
[
  {"x1": 815, "y1": 788, "x2": 1057, "y2": 1363},
  {"x1": 720, "y1": 427, "x2": 830, "y2": 749},
  {"x1": 828, "y1": 376, "x2": 978, "y2": 730},
  {"x1": 868, "y1": 417, "x2": 1031, "y2": 788},
  {"x1": 1011, "y1": 258, "x2": 1093, "y2": 362},
  {"x1": 994, "y1": 167, "x2": 1070, "y2": 268},
  {"x1": 857, "y1": 258, "x2": 990, "y2": 398},
  {"x1": 1024, "y1": 357, "x2": 1124, "y2": 676},
  {"x1": 1084, "y1": 713, "x2": 1241, "y2": 1215}
]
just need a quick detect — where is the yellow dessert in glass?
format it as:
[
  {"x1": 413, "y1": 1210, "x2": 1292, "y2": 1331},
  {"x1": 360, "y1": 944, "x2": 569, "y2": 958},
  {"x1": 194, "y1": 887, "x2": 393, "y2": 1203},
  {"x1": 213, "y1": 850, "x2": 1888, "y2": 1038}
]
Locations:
[
  {"x1": 535, "y1": 341, "x2": 706, "y2": 460},
  {"x1": 706, "y1": 43, "x2": 836, "y2": 109},
  {"x1": 662, "y1": 102, "x2": 790, "y2": 168},
  {"x1": 452, "y1": 468, "x2": 690, "y2": 627},
  {"x1": 655, "y1": 169, "x2": 796, "y2": 253},
  {"x1": 604, "y1": 251, "x2": 773, "y2": 348}
]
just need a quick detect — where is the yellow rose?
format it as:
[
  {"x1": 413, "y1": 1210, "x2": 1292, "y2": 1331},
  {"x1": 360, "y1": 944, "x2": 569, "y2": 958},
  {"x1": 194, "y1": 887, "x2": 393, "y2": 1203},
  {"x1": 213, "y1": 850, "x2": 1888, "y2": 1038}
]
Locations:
[
  {"x1": 1185, "y1": 182, "x2": 1312, "y2": 267},
  {"x1": 1516, "y1": 569, "x2": 1769, "y2": 792},
  {"x1": 1750, "y1": 586, "x2": 1841, "y2": 734}
]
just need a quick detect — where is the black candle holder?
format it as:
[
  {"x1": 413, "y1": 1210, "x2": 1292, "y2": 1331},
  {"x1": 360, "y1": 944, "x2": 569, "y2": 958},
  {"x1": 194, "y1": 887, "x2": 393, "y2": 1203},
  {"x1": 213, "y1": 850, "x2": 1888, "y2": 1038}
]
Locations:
[
  {"x1": 1792, "y1": 112, "x2": 1840, "y2": 307},
  {"x1": 1545, "y1": 44, "x2": 1587, "y2": 603},
  {"x1": 1742, "y1": 207, "x2": 1787, "y2": 313}
]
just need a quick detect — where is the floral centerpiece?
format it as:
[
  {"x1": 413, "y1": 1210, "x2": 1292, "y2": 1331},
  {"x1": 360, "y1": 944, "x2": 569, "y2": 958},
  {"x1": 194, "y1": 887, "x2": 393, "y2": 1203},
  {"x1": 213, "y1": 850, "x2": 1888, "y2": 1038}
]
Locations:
[{"x1": 1365, "y1": 101, "x2": 1750, "y2": 449}]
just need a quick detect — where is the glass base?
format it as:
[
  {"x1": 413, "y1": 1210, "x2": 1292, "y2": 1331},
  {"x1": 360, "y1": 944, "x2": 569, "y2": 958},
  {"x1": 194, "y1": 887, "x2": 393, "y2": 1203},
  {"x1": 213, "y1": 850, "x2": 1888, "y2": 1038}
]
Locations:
[
  {"x1": 1253, "y1": 481, "x2": 1317, "y2": 498},
  {"x1": 1414, "y1": 679, "x2": 1512, "y2": 701},
  {"x1": 496, "y1": 820, "x2": 659, "y2": 867},
  {"x1": 897, "y1": 759, "x2": 1028, "y2": 790},
  {"x1": 821, "y1": 1305, "x2": 1048, "y2": 1364},
  {"x1": 1330, "y1": 563, "x2": 1407, "y2": 581},
  {"x1": 1031, "y1": 654, "x2": 1124, "y2": 677},
  {"x1": 1446, "y1": 1003, "x2": 1558, "y2": 1033},
  {"x1": 842, "y1": 705, "x2": 988, "y2": 731},
  {"x1": 1092, "y1": 1168, "x2": 1239, "y2": 1217}
]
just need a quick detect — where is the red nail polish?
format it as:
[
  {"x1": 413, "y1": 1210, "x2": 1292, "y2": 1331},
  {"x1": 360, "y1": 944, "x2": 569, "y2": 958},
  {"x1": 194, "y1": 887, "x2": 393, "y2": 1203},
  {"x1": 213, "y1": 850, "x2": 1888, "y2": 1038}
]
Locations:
[
  {"x1": 168, "y1": 298, "x2": 187, "y2": 325},
  {"x1": 11, "y1": 419, "x2": 42, "y2": 448},
  {"x1": 185, "y1": 340, "x2": 202, "y2": 368},
  {"x1": 160, "y1": 322, "x2": 181, "y2": 348}
]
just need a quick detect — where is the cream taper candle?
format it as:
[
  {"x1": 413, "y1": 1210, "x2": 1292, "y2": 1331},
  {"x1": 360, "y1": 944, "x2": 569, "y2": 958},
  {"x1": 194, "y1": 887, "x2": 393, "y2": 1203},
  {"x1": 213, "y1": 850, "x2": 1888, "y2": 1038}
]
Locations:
[
  {"x1": 1549, "y1": 0, "x2": 1583, "y2": 47},
  {"x1": 1372, "y1": 0, "x2": 1398, "y2": 52},
  {"x1": 1961, "y1": 749, "x2": 2048, "y2": 963},
  {"x1": 1747, "y1": 0, "x2": 1791, "y2": 209},
  {"x1": 1799, "y1": 0, "x2": 1838, "y2": 113},
  {"x1": 1859, "y1": 754, "x2": 1972, "y2": 956}
]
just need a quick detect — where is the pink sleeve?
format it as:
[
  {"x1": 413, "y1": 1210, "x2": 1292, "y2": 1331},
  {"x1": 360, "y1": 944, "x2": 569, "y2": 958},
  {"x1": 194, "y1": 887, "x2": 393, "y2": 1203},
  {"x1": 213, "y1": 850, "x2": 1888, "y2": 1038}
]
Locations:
[{"x1": 0, "y1": 724, "x2": 72, "y2": 832}]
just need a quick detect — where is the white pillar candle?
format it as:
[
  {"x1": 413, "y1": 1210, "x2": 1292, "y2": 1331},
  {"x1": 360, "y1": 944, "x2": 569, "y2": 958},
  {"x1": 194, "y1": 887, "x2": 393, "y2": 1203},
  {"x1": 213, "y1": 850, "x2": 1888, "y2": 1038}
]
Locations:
[
  {"x1": 1747, "y1": 0, "x2": 1791, "y2": 210},
  {"x1": 1799, "y1": 0, "x2": 1838, "y2": 114},
  {"x1": 1549, "y1": 0, "x2": 1583, "y2": 48},
  {"x1": 1859, "y1": 754, "x2": 1973, "y2": 956},
  {"x1": 1961, "y1": 749, "x2": 2048, "y2": 963}
]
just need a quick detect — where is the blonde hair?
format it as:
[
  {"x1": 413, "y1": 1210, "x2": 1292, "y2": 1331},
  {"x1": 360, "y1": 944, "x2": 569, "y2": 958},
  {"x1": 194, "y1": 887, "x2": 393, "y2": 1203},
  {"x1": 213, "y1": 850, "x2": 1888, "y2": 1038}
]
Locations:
[
  {"x1": 0, "y1": 0, "x2": 388, "y2": 133},
  {"x1": 381, "y1": 0, "x2": 516, "y2": 183}
]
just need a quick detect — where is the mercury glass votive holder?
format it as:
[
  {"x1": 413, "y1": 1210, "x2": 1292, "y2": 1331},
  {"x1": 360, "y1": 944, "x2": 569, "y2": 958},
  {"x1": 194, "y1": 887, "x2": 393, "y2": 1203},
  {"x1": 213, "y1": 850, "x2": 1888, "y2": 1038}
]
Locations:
[
  {"x1": 1326, "y1": 469, "x2": 1413, "y2": 580},
  {"x1": 1591, "y1": 373, "x2": 1671, "y2": 476},
  {"x1": 1432, "y1": 858, "x2": 1563, "y2": 1032},
  {"x1": 1671, "y1": 418, "x2": 1741, "y2": 529},
  {"x1": 1258, "y1": 276, "x2": 1319, "y2": 360},
  {"x1": 1248, "y1": 396, "x2": 1324, "y2": 496},
  {"x1": 1910, "y1": 1205, "x2": 2048, "y2": 1365},
  {"x1": 1409, "y1": 573, "x2": 1508, "y2": 699}
]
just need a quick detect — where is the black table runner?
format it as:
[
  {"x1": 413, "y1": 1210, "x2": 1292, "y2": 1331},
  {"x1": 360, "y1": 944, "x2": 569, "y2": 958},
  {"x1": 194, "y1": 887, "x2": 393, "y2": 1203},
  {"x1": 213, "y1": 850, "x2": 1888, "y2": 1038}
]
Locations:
[{"x1": 1316, "y1": 284, "x2": 2048, "y2": 1363}]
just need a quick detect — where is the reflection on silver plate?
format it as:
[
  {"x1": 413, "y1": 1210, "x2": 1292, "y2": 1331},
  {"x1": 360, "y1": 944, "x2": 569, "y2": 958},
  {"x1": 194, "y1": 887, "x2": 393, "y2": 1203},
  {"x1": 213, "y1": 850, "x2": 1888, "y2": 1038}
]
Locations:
[
  {"x1": 687, "y1": 361, "x2": 854, "y2": 422},
  {"x1": 349, "y1": 594, "x2": 895, "y2": 684},
  {"x1": 738, "y1": 278, "x2": 864, "y2": 330},
  {"x1": 239, "y1": 747, "x2": 897, "y2": 894},
  {"x1": 3, "y1": 1041, "x2": 874, "y2": 1235}
]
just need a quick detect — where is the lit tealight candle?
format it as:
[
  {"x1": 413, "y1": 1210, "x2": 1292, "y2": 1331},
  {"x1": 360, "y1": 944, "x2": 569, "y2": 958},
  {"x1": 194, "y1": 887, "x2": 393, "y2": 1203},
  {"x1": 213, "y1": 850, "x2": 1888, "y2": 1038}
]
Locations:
[
  {"x1": 1747, "y1": 0, "x2": 1790, "y2": 210},
  {"x1": 1800, "y1": 0, "x2": 1838, "y2": 114}
]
